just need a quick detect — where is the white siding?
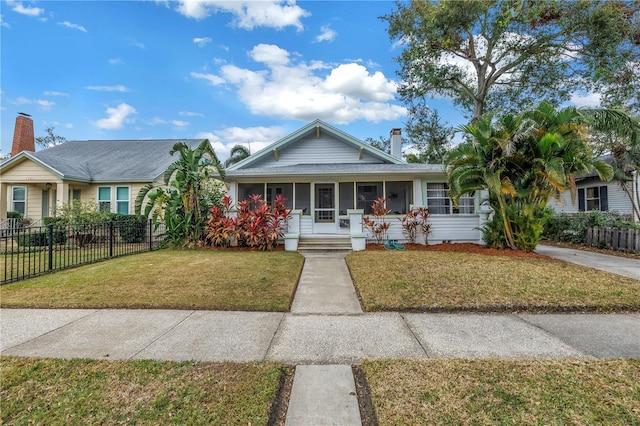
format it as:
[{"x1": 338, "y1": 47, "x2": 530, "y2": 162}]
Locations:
[
  {"x1": 362, "y1": 214, "x2": 482, "y2": 244},
  {"x1": 251, "y1": 135, "x2": 381, "y2": 168},
  {"x1": 547, "y1": 181, "x2": 633, "y2": 215},
  {"x1": 300, "y1": 216, "x2": 313, "y2": 234}
]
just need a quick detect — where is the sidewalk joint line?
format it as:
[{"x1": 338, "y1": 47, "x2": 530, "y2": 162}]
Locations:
[
  {"x1": 263, "y1": 312, "x2": 286, "y2": 361},
  {"x1": 128, "y1": 310, "x2": 196, "y2": 360},
  {"x1": 400, "y1": 313, "x2": 432, "y2": 357},
  {"x1": 1, "y1": 308, "x2": 99, "y2": 352},
  {"x1": 513, "y1": 314, "x2": 592, "y2": 358}
]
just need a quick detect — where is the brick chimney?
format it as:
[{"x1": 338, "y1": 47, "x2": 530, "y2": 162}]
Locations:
[{"x1": 11, "y1": 113, "x2": 35, "y2": 157}]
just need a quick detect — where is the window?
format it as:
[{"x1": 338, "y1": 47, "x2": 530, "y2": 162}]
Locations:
[
  {"x1": 295, "y1": 183, "x2": 310, "y2": 214},
  {"x1": 426, "y1": 183, "x2": 474, "y2": 214},
  {"x1": 116, "y1": 187, "x2": 129, "y2": 215},
  {"x1": 578, "y1": 186, "x2": 608, "y2": 211},
  {"x1": 11, "y1": 186, "x2": 26, "y2": 216},
  {"x1": 356, "y1": 182, "x2": 382, "y2": 214},
  {"x1": 339, "y1": 182, "x2": 354, "y2": 215},
  {"x1": 98, "y1": 187, "x2": 111, "y2": 213},
  {"x1": 238, "y1": 183, "x2": 264, "y2": 201},
  {"x1": 386, "y1": 181, "x2": 413, "y2": 214},
  {"x1": 266, "y1": 183, "x2": 293, "y2": 209},
  {"x1": 72, "y1": 189, "x2": 81, "y2": 201}
]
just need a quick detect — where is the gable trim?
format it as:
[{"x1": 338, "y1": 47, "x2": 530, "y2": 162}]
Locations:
[{"x1": 227, "y1": 120, "x2": 404, "y2": 170}]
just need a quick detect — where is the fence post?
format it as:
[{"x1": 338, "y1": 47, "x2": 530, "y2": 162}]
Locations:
[
  {"x1": 109, "y1": 221, "x2": 114, "y2": 258},
  {"x1": 47, "y1": 223, "x2": 54, "y2": 271},
  {"x1": 149, "y1": 219, "x2": 153, "y2": 251}
]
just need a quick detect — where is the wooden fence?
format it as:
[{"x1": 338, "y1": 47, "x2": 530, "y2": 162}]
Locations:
[{"x1": 586, "y1": 227, "x2": 640, "y2": 254}]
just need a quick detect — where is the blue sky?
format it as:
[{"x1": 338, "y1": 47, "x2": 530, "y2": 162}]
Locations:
[{"x1": 0, "y1": 0, "x2": 598, "y2": 160}]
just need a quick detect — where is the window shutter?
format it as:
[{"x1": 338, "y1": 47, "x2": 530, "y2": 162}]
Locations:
[
  {"x1": 600, "y1": 186, "x2": 608, "y2": 211},
  {"x1": 578, "y1": 188, "x2": 585, "y2": 211}
]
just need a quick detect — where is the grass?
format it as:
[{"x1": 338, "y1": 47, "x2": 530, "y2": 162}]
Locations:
[
  {"x1": 362, "y1": 358, "x2": 640, "y2": 425},
  {"x1": 0, "y1": 250, "x2": 305, "y2": 311},
  {"x1": 346, "y1": 251, "x2": 640, "y2": 312},
  {"x1": 0, "y1": 356, "x2": 288, "y2": 425}
]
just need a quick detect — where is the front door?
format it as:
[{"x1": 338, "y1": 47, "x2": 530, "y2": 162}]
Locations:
[
  {"x1": 41, "y1": 189, "x2": 50, "y2": 218},
  {"x1": 313, "y1": 183, "x2": 336, "y2": 233}
]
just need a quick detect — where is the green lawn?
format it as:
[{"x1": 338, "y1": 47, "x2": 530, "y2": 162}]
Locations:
[
  {"x1": 0, "y1": 250, "x2": 305, "y2": 311},
  {"x1": 1, "y1": 356, "x2": 288, "y2": 425},
  {"x1": 362, "y1": 358, "x2": 640, "y2": 425},
  {"x1": 346, "y1": 251, "x2": 640, "y2": 312}
]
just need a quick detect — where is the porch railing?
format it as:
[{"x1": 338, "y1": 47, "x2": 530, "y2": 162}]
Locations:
[{"x1": 1, "y1": 219, "x2": 165, "y2": 284}]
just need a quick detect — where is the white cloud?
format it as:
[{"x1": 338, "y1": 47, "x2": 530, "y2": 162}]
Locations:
[
  {"x1": 171, "y1": 120, "x2": 190, "y2": 128},
  {"x1": 35, "y1": 100, "x2": 55, "y2": 110},
  {"x1": 44, "y1": 91, "x2": 69, "y2": 97},
  {"x1": 129, "y1": 38, "x2": 145, "y2": 49},
  {"x1": 570, "y1": 92, "x2": 602, "y2": 108},
  {"x1": 315, "y1": 25, "x2": 336, "y2": 43},
  {"x1": 64, "y1": 123, "x2": 73, "y2": 129},
  {"x1": 11, "y1": 96, "x2": 55, "y2": 110},
  {"x1": 249, "y1": 43, "x2": 290, "y2": 66},
  {"x1": 85, "y1": 85, "x2": 129, "y2": 92},
  {"x1": 195, "y1": 125, "x2": 285, "y2": 159},
  {"x1": 58, "y1": 21, "x2": 87, "y2": 32},
  {"x1": 96, "y1": 103, "x2": 137, "y2": 130},
  {"x1": 1, "y1": 14, "x2": 10, "y2": 28},
  {"x1": 200, "y1": 44, "x2": 406, "y2": 124},
  {"x1": 174, "y1": 0, "x2": 310, "y2": 30},
  {"x1": 146, "y1": 117, "x2": 191, "y2": 128},
  {"x1": 108, "y1": 58, "x2": 124, "y2": 65},
  {"x1": 193, "y1": 37, "x2": 212, "y2": 47},
  {"x1": 190, "y1": 71, "x2": 226, "y2": 86},
  {"x1": 179, "y1": 111, "x2": 205, "y2": 117},
  {"x1": 7, "y1": 0, "x2": 43, "y2": 17}
]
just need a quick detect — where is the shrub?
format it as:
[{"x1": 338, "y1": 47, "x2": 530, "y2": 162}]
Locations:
[
  {"x1": 110, "y1": 214, "x2": 147, "y2": 243},
  {"x1": 398, "y1": 207, "x2": 431, "y2": 244},
  {"x1": 207, "y1": 194, "x2": 290, "y2": 251},
  {"x1": 363, "y1": 198, "x2": 392, "y2": 244},
  {"x1": 15, "y1": 229, "x2": 67, "y2": 247},
  {"x1": 543, "y1": 210, "x2": 640, "y2": 245},
  {"x1": 7, "y1": 211, "x2": 22, "y2": 219}
]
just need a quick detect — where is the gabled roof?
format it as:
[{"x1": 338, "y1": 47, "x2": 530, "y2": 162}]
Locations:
[
  {"x1": 0, "y1": 139, "x2": 205, "y2": 182},
  {"x1": 227, "y1": 119, "x2": 404, "y2": 171}
]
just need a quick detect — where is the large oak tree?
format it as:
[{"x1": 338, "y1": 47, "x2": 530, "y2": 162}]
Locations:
[{"x1": 384, "y1": 0, "x2": 640, "y2": 122}]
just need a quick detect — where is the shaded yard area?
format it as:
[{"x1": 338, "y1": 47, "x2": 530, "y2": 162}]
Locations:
[
  {"x1": 346, "y1": 251, "x2": 640, "y2": 313},
  {"x1": 1, "y1": 356, "x2": 289, "y2": 425},
  {"x1": 0, "y1": 250, "x2": 305, "y2": 311},
  {"x1": 362, "y1": 358, "x2": 640, "y2": 425}
]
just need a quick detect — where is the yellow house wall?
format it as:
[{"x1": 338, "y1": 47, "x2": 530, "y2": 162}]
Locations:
[{"x1": 1, "y1": 161, "x2": 58, "y2": 182}]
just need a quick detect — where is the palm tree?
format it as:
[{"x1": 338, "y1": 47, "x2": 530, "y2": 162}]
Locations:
[
  {"x1": 224, "y1": 144, "x2": 251, "y2": 167},
  {"x1": 135, "y1": 139, "x2": 225, "y2": 247},
  {"x1": 446, "y1": 101, "x2": 615, "y2": 251}
]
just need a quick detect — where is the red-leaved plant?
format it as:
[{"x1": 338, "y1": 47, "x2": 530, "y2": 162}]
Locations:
[
  {"x1": 398, "y1": 207, "x2": 431, "y2": 244},
  {"x1": 207, "y1": 194, "x2": 290, "y2": 251},
  {"x1": 362, "y1": 197, "x2": 392, "y2": 244}
]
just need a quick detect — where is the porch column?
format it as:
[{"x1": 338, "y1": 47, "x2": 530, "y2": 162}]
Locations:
[
  {"x1": 55, "y1": 181, "x2": 69, "y2": 213},
  {"x1": 284, "y1": 210, "x2": 300, "y2": 251},
  {"x1": 0, "y1": 182, "x2": 7, "y2": 219},
  {"x1": 348, "y1": 209, "x2": 366, "y2": 251}
]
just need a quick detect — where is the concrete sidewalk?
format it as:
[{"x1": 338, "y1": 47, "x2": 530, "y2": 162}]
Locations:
[{"x1": 2, "y1": 309, "x2": 639, "y2": 361}]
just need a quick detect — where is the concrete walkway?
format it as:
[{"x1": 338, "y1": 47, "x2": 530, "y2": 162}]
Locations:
[
  {"x1": 536, "y1": 244, "x2": 640, "y2": 280},
  {"x1": 1, "y1": 245, "x2": 639, "y2": 425}
]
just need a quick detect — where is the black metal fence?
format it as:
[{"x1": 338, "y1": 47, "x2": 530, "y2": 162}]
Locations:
[{"x1": 1, "y1": 219, "x2": 165, "y2": 284}]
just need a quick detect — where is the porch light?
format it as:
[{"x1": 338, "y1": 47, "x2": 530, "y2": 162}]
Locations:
[{"x1": 45, "y1": 182, "x2": 52, "y2": 190}]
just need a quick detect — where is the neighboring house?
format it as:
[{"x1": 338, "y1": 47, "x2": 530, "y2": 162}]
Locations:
[
  {"x1": 225, "y1": 120, "x2": 486, "y2": 251},
  {"x1": 0, "y1": 115, "x2": 206, "y2": 225},
  {"x1": 546, "y1": 156, "x2": 639, "y2": 219}
]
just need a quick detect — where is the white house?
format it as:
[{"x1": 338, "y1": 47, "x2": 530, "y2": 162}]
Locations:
[
  {"x1": 224, "y1": 120, "x2": 487, "y2": 251},
  {"x1": 546, "y1": 155, "x2": 639, "y2": 220}
]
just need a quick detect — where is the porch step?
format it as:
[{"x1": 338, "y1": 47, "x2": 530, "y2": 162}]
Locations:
[{"x1": 298, "y1": 236, "x2": 352, "y2": 251}]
